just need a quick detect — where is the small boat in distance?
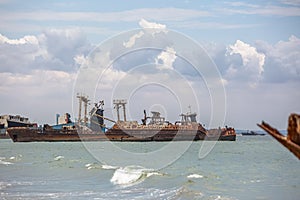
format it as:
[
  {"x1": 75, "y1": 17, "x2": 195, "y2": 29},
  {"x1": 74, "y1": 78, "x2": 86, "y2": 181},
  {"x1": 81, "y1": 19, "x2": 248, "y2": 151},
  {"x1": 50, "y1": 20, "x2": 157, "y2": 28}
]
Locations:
[{"x1": 241, "y1": 130, "x2": 265, "y2": 136}]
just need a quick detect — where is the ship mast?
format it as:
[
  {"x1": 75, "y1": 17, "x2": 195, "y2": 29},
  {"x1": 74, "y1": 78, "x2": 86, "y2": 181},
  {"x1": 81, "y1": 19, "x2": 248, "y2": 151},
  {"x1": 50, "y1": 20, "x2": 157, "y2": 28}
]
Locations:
[
  {"x1": 77, "y1": 94, "x2": 90, "y2": 125},
  {"x1": 113, "y1": 99, "x2": 127, "y2": 122}
]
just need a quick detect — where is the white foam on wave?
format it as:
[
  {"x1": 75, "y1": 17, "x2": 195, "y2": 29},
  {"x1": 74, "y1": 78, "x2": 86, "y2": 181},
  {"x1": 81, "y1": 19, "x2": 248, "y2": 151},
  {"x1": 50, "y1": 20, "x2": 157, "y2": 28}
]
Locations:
[
  {"x1": 54, "y1": 156, "x2": 64, "y2": 161},
  {"x1": 0, "y1": 156, "x2": 13, "y2": 165},
  {"x1": 209, "y1": 195, "x2": 237, "y2": 200},
  {"x1": 85, "y1": 163, "x2": 118, "y2": 170},
  {"x1": 85, "y1": 163, "x2": 102, "y2": 170},
  {"x1": 110, "y1": 165, "x2": 162, "y2": 186},
  {"x1": 187, "y1": 174, "x2": 204, "y2": 179},
  {"x1": 85, "y1": 163, "x2": 94, "y2": 170},
  {"x1": 0, "y1": 160, "x2": 13, "y2": 165},
  {"x1": 250, "y1": 179, "x2": 261, "y2": 183},
  {"x1": 0, "y1": 155, "x2": 22, "y2": 165},
  {"x1": 101, "y1": 164, "x2": 118, "y2": 170}
]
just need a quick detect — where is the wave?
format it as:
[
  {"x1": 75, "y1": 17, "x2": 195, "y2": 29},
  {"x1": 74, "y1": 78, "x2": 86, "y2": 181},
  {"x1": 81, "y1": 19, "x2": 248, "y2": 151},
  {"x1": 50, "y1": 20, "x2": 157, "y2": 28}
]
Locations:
[
  {"x1": 102, "y1": 164, "x2": 118, "y2": 170},
  {"x1": 0, "y1": 156, "x2": 14, "y2": 165},
  {"x1": 206, "y1": 195, "x2": 238, "y2": 200},
  {"x1": 172, "y1": 186, "x2": 203, "y2": 199},
  {"x1": 0, "y1": 155, "x2": 22, "y2": 165},
  {"x1": 110, "y1": 165, "x2": 162, "y2": 186},
  {"x1": 85, "y1": 163, "x2": 118, "y2": 170},
  {"x1": 53, "y1": 155, "x2": 64, "y2": 161},
  {"x1": 187, "y1": 174, "x2": 204, "y2": 179},
  {"x1": 0, "y1": 160, "x2": 13, "y2": 165},
  {"x1": 0, "y1": 181, "x2": 33, "y2": 191},
  {"x1": 85, "y1": 163, "x2": 98, "y2": 170}
]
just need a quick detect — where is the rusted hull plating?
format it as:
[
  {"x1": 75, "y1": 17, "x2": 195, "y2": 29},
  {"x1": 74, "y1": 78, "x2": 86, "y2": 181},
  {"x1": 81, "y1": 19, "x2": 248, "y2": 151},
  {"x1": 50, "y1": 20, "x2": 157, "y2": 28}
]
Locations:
[
  {"x1": 258, "y1": 113, "x2": 300, "y2": 159},
  {"x1": 7, "y1": 127, "x2": 107, "y2": 142},
  {"x1": 7, "y1": 127, "x2": 236, "y2": 142}
]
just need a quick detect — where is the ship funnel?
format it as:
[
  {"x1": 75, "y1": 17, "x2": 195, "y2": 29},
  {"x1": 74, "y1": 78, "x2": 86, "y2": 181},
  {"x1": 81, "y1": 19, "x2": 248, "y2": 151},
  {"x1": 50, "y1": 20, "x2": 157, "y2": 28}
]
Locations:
[{"x1": 56, "y1": 114, "x2": 60, "y2": 125}]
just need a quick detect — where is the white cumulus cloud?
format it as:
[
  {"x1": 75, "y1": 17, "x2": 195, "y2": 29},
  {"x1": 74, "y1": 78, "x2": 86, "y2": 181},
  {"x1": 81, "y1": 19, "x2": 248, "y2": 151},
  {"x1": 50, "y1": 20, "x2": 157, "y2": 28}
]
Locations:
[
  {"x1": 228, "y1": 40, "x2": 265, "y2": 74},
  {"x1": 123, "y1": 31, "x2": 144, "y2": 48},
  {"x1": 0, "y1": 33, "x2": 38, "y2": 45},
  {"x1": 226, "y1": 40, "x2": 265, "y2": 87},
  {"x1": 0, "y1": 29, "x2": 92, "y2": 73},
  {"x1": 139, "y1": 18, "x2": 166, "y2": 30},
  {"x1": 123, "y1": 19, "x2": 168, "y2": 48},
  {"x1": 139, "y1": 18, "x2": 168, "y2": 35},
  {"x1": 155, "y1": 47, "x2": 177, "y2": 70},
  {"x1": 255, "y1": 35, "x2": 300, "y2": 82}
]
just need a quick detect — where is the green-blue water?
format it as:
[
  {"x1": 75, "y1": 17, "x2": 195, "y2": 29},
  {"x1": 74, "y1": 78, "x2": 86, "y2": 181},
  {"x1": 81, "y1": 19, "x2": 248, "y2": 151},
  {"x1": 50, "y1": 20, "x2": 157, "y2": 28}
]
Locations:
[{"x1": 0, "y1": 136, "x2": 299, "y2": 199}]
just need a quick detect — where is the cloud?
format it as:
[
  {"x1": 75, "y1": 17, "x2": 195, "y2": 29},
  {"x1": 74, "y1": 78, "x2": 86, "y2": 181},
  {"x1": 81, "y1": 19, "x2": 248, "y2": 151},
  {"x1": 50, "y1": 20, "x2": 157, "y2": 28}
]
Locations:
[
  {"x1": 203, "y1": 35, "x2": 300, "y2": 89},
  {"x1": 0, "y1": 34, "x2": 45, "y2": 73},
  {"x1": 40, "y1": 28, "x2": 91, "y2": 70},
  {"x1": 155, "y1": 47, "x2": 177, "y2": 70},
  {"x1": 0, "y1": 29, "x2": 92, "y2": 74},
  {"x1": 74, "y1": 54, "x2": 87, "y2": 66},
  {"x1": 226, "y1": 40, "x2": 265, "y2": 88},
  {"x1": 0, "y1": 70, "x2": 76, "y2": 124},
  {"x1": 280, "y1": 0, "x2": 300, "y2": 6},
  {"x1": 0, "y1": 8, "x2": 210, "y2": 23},
  {"x1": 97, "y1": 68, "x2": 127, "y2": 90},
  {"x1": 123, "y1": 31, "x2": 144, "y2": 48},
  {"x1": 0, "y1": 33, "x2": 38, "y2": 45},
  {"x1": 220, "y1": 2, "x2": 300, "y2": 16},
  {"x1": 139, "y1": 19, "x2": 167, "y2": 31},
  {"x1": 0, "y1": 7, "x2": 209, "y2": 40},
  {"x1": 0, "y1": 70, "x2": 75, "y2": 90},
  {"x1": 228, "y1": 40, "x2": 265, "y2": 74},
  {"x1": 123, "y1": 19, "x2": 168, "y2": 48},
  {"x1": 256, "y1": 35, "x2": 300, "y2": 83},
  {"x1": 168, "y1": 21, "x2": 259, "y2": 30}
]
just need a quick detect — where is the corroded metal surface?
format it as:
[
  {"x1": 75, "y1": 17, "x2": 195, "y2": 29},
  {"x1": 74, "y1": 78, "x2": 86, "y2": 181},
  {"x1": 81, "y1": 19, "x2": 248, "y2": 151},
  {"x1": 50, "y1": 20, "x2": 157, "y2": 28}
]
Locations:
[
  {"x1": 258, "y1": 113, "x2": 300, "y2": 160},
  {"x1": 7, "y1": 124, "x2": 236, "y2": 142}
]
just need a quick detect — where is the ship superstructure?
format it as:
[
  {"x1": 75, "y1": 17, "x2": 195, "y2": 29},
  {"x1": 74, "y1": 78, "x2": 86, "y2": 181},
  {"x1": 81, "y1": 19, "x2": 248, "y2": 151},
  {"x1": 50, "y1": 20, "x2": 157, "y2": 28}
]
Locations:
[{"x1": 0, "y1": 114, "x2": 36, "y2": 138}]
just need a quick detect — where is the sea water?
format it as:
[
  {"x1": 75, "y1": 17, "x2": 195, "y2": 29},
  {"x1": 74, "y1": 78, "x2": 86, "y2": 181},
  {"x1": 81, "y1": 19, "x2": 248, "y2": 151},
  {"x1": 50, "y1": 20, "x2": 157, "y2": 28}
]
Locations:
[{"x1": 0, "y1": 136, "x2": 299, "y2": 200}]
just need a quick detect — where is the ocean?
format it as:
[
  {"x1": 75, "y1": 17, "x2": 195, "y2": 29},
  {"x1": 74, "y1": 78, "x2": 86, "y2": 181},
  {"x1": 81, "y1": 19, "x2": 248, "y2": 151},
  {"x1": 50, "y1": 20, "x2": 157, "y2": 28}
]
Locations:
[{"x1": 0, "y1": 135, "x2": 299, "y2": 200}]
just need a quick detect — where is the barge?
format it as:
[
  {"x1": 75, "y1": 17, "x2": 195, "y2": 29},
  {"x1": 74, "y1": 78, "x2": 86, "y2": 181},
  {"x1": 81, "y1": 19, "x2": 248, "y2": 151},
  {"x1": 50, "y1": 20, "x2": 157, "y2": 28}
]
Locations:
[{"x1": 7, "y1": 96, "x2": 236, "y2": 142}]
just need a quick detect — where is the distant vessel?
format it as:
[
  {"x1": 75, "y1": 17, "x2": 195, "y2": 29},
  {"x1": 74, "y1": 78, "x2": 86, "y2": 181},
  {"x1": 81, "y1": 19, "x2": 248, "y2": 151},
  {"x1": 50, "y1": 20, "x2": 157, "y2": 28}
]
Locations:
[
  {"x1": 241, "y1": 130, "x2": 265, "y2": 136},
  {"x1": 0, "y1": 115, "x2": 36, "y2": 139},
  {"x1": 105, "y1": 101, "x2": 235, "y2": 141},
  {"x1": 104, "y1": 108, "x2": 207, "y2": 141},
  {"x1": 7, "y1": 96, "x2": 236, "y2": 142}
]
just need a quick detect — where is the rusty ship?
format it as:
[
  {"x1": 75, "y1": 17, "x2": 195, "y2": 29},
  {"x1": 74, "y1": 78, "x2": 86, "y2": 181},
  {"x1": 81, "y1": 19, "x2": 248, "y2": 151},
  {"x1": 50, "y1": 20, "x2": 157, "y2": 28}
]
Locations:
[
  {"x1": 0, "y1": 114, "x2": 37, "y2": 139},
  {"x1": 7, "y1": 96, "x2": 236, "y2": 142}
]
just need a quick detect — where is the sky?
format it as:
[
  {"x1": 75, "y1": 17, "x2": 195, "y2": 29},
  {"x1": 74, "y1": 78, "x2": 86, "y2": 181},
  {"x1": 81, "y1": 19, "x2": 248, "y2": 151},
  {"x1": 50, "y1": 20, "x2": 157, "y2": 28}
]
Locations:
[{"x1": 0, "y1": 0, "x2": 300, "y2": 130}]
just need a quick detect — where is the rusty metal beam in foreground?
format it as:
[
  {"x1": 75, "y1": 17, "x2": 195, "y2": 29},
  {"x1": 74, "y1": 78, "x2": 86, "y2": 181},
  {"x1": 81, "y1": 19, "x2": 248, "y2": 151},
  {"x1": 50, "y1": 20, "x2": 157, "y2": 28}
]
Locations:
[{"x1": 258, "y1": 113, "x2": 300, "y2": 160}]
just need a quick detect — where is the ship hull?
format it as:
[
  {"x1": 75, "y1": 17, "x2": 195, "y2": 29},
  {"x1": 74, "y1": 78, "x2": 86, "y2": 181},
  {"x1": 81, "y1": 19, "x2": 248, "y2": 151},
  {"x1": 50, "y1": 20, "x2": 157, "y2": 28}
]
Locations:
[
  {"x1": 205, "y1": 134, "x2": 236, "y2": 141},
  {"x1": 0, "y1": 134, "x2": 10, "y2": 139},
  {"x1": 7, "y1": 127, "x2": 235, "y2": 142},
  {"x1": 7, "y1": 127, "x2": 108, "y2": 142},
  {"x1": 105, "y1": 128, "x2": 207, "y2": 141}
]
